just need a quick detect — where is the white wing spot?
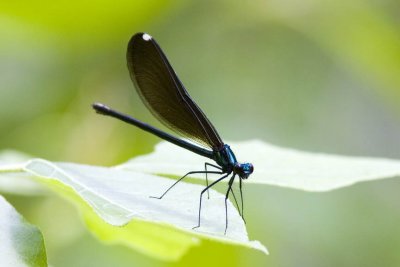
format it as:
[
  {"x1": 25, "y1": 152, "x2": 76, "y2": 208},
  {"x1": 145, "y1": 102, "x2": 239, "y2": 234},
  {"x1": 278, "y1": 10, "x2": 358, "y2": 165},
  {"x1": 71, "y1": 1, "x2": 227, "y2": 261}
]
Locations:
[{"x1": 142, "y1": 33, "x2": 152, "y2": 41}]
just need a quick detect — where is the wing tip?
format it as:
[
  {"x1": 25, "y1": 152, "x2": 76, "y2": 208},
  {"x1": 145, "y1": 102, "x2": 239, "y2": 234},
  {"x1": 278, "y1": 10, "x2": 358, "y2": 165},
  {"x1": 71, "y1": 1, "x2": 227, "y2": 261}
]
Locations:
[
  {"x1": 127, "y1": 32, "x2": 153, "y2": 57},
  {"x1": 130, "y1": 32, "x2": 152, "y2": 43}
]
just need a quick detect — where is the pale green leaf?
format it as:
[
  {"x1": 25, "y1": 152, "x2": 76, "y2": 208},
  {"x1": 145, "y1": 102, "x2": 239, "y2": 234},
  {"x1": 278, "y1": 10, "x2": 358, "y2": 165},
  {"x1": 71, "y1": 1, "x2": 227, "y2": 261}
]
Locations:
[
  {"x1": 0, "y1": 195, "x2": 47, "y2": 267},
  {"x1": 0, "y1": 150, "x2": 46, "y2": 195},
  {"x1": 0, "y1": 158, "x2": 267, "y2": 261},
  {"x1": 118, "y1": 141, "x2": 400, "y2": 191}
]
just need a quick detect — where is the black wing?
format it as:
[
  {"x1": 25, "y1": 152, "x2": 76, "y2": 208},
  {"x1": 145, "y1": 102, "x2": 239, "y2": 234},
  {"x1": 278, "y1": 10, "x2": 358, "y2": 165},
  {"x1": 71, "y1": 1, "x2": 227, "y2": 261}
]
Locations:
[{"x1": 127, "y1": 33, "x2": 224, "y2": 150}]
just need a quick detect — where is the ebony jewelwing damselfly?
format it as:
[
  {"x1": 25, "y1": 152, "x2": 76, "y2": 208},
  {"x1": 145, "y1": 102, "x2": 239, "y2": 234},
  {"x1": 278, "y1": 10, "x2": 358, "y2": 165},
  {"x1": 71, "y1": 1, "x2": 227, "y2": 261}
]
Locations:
[{"x1": 93, "y1": 33, "x2": 253, "y2": 234}]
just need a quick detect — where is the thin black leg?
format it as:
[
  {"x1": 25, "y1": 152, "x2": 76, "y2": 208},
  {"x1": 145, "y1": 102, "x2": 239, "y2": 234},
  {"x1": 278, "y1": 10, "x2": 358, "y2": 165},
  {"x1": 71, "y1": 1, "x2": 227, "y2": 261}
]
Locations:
[
  {"x1": 239, "y1": 177, "x2": 246, "y2": 224},
  {"x1": 229, "y1": 187, "x2": 242, "y2": 217},
  {"x1": 150, "y1": 170, "x2": 223, "y2": 199},
  {"x1": 192, "y1": 172, "x2": 230, "y2": 230},
  {"x1": 205, "y1": 163, "x2": 222, "y2": 199},
  {"x1": 224, "y1": 174, "x2": 236, "y2": 235}
]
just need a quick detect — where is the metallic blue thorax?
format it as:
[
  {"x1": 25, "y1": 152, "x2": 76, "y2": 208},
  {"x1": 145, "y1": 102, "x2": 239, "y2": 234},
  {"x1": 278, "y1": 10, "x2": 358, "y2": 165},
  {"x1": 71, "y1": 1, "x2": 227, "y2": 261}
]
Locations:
[{"x1": 213, "y1": 144, "x2": 237, "y2": 171}]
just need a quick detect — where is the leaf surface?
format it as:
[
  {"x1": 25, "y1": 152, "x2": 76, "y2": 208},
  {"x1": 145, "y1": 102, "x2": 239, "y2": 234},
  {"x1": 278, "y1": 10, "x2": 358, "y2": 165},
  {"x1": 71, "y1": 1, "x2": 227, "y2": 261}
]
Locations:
[
  {"x1": 0, "y1": 195, "x2": 47, "y2": 267},
  {"x1": 118, "y1": 140, "x2": 400, "y2": 191},
  {"x1": 0, "y1": 157, "x2": 267, "y2": 261}
]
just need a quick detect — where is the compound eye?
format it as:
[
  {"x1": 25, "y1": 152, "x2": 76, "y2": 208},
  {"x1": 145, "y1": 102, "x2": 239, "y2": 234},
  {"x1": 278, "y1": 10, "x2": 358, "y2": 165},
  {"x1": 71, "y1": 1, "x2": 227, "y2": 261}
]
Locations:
[
  {"x1": 242, "y1": 163, "x2": 253, "y2": 173},
  {"x1": 248, "y1": 163, "x2": 254, "y2": 173}
]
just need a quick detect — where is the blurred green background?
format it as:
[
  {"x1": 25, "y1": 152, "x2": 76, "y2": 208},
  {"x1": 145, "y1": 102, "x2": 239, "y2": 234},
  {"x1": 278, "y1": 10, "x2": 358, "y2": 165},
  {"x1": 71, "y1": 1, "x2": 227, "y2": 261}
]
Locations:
[{"x1": 1, "y1": 0, "x2": 400, "y2": 266}]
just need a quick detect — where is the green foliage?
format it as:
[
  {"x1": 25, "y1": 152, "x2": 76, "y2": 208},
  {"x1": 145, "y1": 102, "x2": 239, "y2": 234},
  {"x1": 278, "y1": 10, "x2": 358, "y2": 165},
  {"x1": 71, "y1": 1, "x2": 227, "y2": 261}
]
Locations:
[
  {"x1": 0, "y1": 153, "x2": 267, "y2": 261},
  {"x1": 0, "y1": 195, "x2": 47, "y2": 267},
  {"x1": 1, "y1": 141, "x2": 400, "y2": 261}
]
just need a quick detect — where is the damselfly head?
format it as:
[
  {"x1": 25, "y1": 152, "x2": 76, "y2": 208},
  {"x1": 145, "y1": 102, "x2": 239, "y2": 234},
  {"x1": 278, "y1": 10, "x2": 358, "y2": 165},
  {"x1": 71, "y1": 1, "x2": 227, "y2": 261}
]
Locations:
[{"x1": 234, "y1": 162, "x2": 254, "y2": 179}]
